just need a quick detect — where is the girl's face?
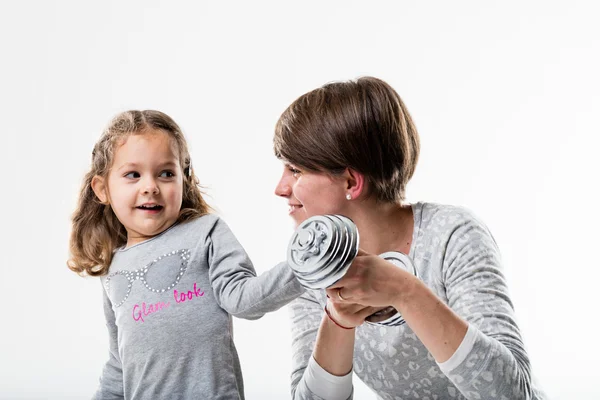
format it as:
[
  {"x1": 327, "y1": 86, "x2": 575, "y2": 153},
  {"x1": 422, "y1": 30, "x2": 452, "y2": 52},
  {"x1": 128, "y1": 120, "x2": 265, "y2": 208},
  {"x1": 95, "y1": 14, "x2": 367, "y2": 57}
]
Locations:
[
  {"x1": 274, "y1": 162, "x2": 348, "y2": 227},
  {"x1": 95, "y1": 129, "x2": 184, "y2": 247}
]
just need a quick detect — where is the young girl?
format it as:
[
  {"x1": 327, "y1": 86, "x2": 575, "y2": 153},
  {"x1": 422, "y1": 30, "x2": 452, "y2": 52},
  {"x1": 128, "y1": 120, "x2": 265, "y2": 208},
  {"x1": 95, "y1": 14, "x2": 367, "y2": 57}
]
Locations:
[{"x1": 68, "y1": 110, "x2": 303, "y2": 400}]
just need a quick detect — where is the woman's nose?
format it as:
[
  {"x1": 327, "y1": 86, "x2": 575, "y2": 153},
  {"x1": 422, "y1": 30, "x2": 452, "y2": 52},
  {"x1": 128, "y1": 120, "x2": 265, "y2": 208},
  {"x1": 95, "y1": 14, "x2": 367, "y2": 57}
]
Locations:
[{"x1": 274, "y1": 175, "x2": 292, "y2": 197}]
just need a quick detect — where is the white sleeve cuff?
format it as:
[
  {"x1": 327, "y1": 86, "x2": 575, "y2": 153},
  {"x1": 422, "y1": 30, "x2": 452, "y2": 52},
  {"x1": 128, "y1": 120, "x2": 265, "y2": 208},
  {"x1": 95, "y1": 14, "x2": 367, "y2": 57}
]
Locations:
[
  {"x1": 437, "y1": 323, "x2": 478, "y2": 373},
  {"x1": 304, "y1": 356, "x2": 353, "y2": 400}
]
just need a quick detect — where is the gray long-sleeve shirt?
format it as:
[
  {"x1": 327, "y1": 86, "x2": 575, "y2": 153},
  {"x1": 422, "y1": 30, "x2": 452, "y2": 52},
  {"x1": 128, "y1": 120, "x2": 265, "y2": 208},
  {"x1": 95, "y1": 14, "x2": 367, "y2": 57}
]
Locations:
[
  {"x1": 94, "y1": 214, "x2": 304, "y2": 400},
  {"x1": 289, "y1": 202, "x2": 545, "y2": 400}
]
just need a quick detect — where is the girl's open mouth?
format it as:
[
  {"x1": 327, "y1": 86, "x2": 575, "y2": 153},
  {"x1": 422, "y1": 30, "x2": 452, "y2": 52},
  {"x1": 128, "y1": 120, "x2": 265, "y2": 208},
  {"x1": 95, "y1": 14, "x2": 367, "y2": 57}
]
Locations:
[{"x1": 137, "y1": 204, "x2": 164, "y2": 212}]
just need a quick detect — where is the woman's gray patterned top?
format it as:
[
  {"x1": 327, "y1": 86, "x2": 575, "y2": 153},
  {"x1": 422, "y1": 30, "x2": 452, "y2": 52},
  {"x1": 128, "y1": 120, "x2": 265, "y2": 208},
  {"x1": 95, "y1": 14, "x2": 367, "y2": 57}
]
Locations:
[{"x1": 289, "y1": 202, "x2": 545, "y2": 400}]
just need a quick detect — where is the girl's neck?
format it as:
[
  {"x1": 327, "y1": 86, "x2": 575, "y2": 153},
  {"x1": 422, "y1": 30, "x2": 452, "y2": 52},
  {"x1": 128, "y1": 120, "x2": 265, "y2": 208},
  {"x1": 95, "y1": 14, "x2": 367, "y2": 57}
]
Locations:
[
  {"x1": 348, "y1": 200, "x2": 414, "y2": 256},
  {"x1": 123, "y1": 221, "x2": 179, "y2": 249}
]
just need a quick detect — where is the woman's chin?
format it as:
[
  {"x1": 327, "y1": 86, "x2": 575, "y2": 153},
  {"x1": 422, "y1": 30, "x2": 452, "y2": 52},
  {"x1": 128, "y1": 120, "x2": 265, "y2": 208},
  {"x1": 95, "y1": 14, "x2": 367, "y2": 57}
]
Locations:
[{"x1": 291, "y1": 214, "x2": 308, "y2": 227}]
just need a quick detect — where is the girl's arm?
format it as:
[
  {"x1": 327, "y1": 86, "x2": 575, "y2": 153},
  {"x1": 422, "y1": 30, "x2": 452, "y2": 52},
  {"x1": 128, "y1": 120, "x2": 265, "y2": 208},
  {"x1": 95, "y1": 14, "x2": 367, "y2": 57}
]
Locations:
[
  {"x1": 93, "y1": 289, "x2": 125, "y2": 400},
  {"x1": 206, "y1": 217, "x2": 305, "y2": 319}
]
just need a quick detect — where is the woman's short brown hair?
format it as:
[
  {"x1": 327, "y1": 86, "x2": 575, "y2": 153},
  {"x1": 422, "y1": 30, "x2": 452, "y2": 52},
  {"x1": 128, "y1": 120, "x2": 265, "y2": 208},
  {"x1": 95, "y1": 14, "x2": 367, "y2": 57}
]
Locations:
[{"x1": 274, "y1": 76, "x2": 420, "y2": 203}]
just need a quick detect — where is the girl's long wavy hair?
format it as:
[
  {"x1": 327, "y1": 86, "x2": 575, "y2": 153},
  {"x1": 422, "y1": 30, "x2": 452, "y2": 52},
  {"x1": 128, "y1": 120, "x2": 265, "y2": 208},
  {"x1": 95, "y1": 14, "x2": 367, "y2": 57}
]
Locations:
[{"x1": 68, "y1": 110, "x2": 211, "y2": 277}]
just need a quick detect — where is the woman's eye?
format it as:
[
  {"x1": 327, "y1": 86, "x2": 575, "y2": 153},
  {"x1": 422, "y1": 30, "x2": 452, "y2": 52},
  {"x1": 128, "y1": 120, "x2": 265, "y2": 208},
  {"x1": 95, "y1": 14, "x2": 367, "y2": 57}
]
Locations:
[
  {"x1": 289, "y1": 167, "x2": 301, "y2": 178},
  {"x1": 159, "y1": 170, "x2": 175, "y2": 178},
  {"x1": 124, "y1": 172, "x2": 140, "y2": 179}
]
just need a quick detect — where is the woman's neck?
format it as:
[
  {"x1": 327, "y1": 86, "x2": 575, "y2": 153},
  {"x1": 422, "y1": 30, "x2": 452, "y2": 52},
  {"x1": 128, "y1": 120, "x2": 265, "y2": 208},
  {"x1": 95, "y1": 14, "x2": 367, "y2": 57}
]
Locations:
[{"x1": 348, "y1": 200, "x2": 414, "y2": 256}]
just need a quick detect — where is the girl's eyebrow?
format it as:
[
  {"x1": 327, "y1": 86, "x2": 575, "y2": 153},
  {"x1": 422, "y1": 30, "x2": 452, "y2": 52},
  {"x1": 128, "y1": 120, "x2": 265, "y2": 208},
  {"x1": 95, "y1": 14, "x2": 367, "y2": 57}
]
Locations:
[
  {"x1": 157, "y1": 161, "x2": 179, "y2": 168},
  {"x1": 116, "y1": 162, "x2": 140, "y2": 171},
  {"x1": 116, "y1": 161, "x2": 179, "y2": 171}
]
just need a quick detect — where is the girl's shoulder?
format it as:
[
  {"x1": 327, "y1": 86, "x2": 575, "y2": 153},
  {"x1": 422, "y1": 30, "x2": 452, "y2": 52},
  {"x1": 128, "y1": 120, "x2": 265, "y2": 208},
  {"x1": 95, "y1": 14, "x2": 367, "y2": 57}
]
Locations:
[
  {"x1": 175, "y1": 213, "x2": 222, "y2": 237},
  {"x1": 176, "y1": 213, "x2": 245, "y2": 243},
  {"x1": 182, "y1": 212, "x2": 220, "y2": 227}
]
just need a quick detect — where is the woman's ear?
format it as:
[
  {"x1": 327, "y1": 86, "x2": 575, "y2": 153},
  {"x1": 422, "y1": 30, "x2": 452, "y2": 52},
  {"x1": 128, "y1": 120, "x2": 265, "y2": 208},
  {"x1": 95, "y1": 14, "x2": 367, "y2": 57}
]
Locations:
[
  {"x1": 91, "y1": 175, "x2": 109, "y2": 204},
  {"x1": 344, "y1": 168, "x2": 366, "y2": 200}
]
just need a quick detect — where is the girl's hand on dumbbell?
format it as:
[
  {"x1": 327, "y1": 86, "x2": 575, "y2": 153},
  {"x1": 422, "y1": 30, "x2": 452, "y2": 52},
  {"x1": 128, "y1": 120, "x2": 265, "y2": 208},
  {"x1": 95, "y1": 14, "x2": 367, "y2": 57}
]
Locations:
[
  {"x1": 324, "y1": 297, "x2": 382, "y2": 329},
  {"x1": 328, "y1": 249, "x2": 416, "y2": 309}
]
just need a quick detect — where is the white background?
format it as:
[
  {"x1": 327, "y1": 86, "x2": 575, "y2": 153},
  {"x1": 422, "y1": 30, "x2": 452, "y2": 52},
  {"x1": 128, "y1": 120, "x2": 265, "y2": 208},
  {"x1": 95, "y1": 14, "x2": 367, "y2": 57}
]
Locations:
[{"x1": 1, "y1": 1, "x2": 598, "y2": 399}]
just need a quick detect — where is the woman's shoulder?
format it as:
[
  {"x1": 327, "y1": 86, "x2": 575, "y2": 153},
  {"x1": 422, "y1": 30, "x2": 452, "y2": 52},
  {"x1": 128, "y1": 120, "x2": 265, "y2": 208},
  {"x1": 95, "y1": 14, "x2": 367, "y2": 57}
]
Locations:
[
  {"x1": 413, "y1": 201, "x2": 491, "y2": 238},
  {"x1": 412, "y1": 201, "x2": 499, "y2": 261},
  {"x1": 415, "y1": 201, "x2": 482, "y2": 224}
]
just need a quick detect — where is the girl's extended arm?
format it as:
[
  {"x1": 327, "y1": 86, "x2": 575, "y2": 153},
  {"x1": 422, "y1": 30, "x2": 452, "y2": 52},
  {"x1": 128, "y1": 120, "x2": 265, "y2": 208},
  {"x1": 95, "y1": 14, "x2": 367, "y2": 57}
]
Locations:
[{"x1": 206, "y1": 217, "x2": 304, "y2": 320}]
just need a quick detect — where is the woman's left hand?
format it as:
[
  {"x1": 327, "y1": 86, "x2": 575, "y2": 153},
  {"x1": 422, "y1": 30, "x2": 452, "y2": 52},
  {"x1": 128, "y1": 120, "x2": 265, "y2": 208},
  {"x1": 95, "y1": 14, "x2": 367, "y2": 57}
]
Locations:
[{"x1": 326, "y1": 249, "x2": 416, "y2": 309}]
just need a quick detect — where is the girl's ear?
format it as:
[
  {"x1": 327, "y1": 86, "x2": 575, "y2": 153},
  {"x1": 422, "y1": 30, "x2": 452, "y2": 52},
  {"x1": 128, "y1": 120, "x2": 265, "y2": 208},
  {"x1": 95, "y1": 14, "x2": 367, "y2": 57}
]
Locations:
[{"x1": 91, "y1": 175, "x2": 109, "y2": 204}]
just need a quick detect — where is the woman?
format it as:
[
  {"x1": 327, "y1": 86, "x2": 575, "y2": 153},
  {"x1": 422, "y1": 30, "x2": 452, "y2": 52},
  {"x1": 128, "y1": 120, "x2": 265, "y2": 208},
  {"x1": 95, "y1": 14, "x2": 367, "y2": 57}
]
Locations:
[{"x1": 273, "y1": 77, "x2": 544, "y2": 399}]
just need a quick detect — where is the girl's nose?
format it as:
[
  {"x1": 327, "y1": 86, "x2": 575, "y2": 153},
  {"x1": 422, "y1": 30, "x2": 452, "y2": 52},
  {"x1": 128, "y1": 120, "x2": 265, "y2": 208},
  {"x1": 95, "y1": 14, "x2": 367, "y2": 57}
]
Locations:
[{"x1": 143, "y1": 178, "x2": 160, "y2": 195}]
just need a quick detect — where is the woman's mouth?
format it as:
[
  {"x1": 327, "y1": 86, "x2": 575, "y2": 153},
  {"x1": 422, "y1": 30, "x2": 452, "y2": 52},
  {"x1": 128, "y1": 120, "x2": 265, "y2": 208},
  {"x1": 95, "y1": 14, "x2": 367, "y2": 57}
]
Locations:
[{"x1": 288, "y1": 204, "x2": 302, "y2": 214}]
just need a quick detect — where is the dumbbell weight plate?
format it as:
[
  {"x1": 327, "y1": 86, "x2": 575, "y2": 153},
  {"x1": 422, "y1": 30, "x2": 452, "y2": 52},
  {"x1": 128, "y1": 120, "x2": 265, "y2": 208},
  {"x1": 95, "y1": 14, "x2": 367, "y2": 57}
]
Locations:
[
  {"x1": 287, "y1": 215, "x2": 359, "y2": 290},
  {"x1": 318, "y1": 215, "x2": 360, "y2": 288}
]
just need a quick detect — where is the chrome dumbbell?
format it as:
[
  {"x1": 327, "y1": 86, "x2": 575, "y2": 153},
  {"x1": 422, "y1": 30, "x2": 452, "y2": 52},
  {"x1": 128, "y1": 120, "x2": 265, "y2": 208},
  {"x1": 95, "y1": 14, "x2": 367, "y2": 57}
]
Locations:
[{"x1": 287, "y1": 214, "x2": 418, "y2": 327}]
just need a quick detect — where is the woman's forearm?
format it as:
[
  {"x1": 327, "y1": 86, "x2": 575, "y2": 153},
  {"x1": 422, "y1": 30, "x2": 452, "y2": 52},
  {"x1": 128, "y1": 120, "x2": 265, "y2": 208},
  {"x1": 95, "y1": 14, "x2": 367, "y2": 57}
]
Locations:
[
  {"x1": 394, "y1": 277, "x2": 468, "y2": 363},
  {"x1": 313, "y1": 313, "x2": 356, "y2": 376}
]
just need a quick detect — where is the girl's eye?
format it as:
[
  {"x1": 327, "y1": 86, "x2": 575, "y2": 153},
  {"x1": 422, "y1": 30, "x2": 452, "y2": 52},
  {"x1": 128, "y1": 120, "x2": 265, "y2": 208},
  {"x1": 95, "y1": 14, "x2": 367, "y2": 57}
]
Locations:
[
  {"x1": 159, "y1": 170, "x2": 175, "y2": 178},
  {"x1": 124, "y1": 172, "x2": 140, "y2": 179}
]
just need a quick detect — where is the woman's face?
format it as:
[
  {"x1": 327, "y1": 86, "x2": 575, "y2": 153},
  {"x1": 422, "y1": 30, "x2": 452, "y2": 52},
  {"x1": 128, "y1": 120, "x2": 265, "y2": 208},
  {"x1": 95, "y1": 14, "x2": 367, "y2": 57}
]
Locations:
[{"x1": 274, "y1": 162, "x2": 348, "y2": 227}]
